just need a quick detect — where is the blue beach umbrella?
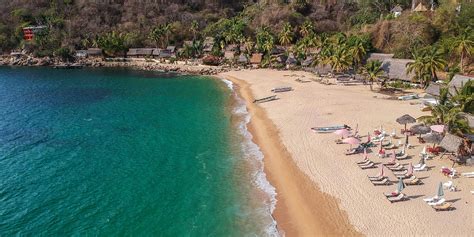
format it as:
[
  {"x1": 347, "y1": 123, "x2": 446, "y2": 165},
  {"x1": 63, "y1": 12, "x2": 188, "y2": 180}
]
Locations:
[
  {"x1": 397, "y1": 177, "x2": 406, "y2": 193},
  {"x1": 437, "y1": 182, "x2": 444, "y2": 198}
]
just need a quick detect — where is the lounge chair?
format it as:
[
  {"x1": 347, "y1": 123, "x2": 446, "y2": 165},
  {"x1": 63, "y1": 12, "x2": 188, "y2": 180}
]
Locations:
[
  {"x1": 371, "y1": 178, "x2": 390, "y2": 186},
  {"x1": 423, "y1": 196, "x2": 440, "y2": 202},
  {"x1": 404, "y1": 177, "x2": 422, "y2": 185},
  {"x1": 356, "y1": 158, "x2": 369, "y2": 165},
  {"x1": 383, "y1": 191, "x2": 400, "y2": 197},
  {"x1": 393, "y1": 169, "x2": 408, "y2": 175},
  {"x1": 368, "y1": 175, "x2": 386, "y2": 181},
  {"x1": 432, "y1": 202, "x2": 454, "y2": 212},
  {"x1": 396, "y1": 173, "x2": 413, "y2": 179},
  {"x1": 461, "y1": 172, "x2": 474, "y2": 178},
  {"x1": 414, "y1": 164, "x2": 427, "y2": 171},
  {"x1": 427, "y1": 198, "x2": 446, "y2": 206},
  {"x1": 388, "y1": 165, "x2": 406, "y2": 171},
  {"x1": 384, "y1": 162, "x2": 400, "y2": 168},
  {"x1": 360, "y1": 162, "x2": 376, "y2": 169},
  {"x1": 387, "y1": 193, "x2": 407, "y2": 203},
  {"x1": 357, "y1": 160, "x2": 372, "y2": 166},
  {"x1": 396, "y1": 153, "x2": 409, "y2": 160}
]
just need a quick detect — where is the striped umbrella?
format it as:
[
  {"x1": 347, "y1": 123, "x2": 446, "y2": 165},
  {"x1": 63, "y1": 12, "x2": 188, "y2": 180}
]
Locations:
[
  {"x1": 407, "y1": 163, "x2": 413, "y2": 176},
  {"x1": 390, "y1": 150, "x2": 396, "y2": 163},
  {"x1": 437, "y1": 182, "x2": 444, "y2": 198},
  {"x1": 380, "y1": 165, "x2": 385, "y2": 177},
  {"x1": 397, "y1": 177, "x2": 406, "y2": 193}
]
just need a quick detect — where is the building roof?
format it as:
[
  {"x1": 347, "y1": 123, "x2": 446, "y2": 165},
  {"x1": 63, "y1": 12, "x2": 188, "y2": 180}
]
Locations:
[
  {"x1": 449, "y1": 74, "x2": 472, "y2": 94},
  {"x1": 224, "y1": 51, "x2": 234, "y2": 60},
  {"x1": 380, "y1": 58, "x2": 415, "y2": 82},
  {"x1": 425, "y1": 84, "x2": 441, "y2": 97},
  {"x1": 367, "y1": 53, "x2": 394, "y2": 62},
  {"x1": 166, "y1": 46, "x2": 176, "y2": 53},
  {"x1": 391, "y1": 5, "x2": 403, "y2": 12},
  {"x1": 414, "y1": 3, "x2": 428, "y2": 12},
  {"x1": 237, "y1": 54, "x2": 248, "y2": 64},
  {"x1": 86, "y1": 48, "x2": 102, "y2": 55}
]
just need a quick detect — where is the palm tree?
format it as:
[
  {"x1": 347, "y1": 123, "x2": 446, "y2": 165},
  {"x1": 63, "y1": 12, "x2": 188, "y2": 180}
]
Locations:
[
  {"x1": 243, "y1": 37, "x2": 254, "y2": 57},
  {"x1": 424, "y1": 47, "x2": 446, "y2": 82},
  {"x1": 350, "y1": 38, "x2": 367, "y2": 69},
  {"x1": 326, "y1": 46, "x2": 351, "y2": 73},
  {"x1": 362, "y1": 60, "x2": 384, "y2": 90},
  {"x1": 279, "y1": 22, "x2": 293, "y2": 46},
  {"x1": 452, "y1": 28, "x2": 473, "y2": 74},
  {"x1": 299, "y1": 20, "x2": 313, "y2": 38},
  {"x1": 256, "y1": 26, "x2": 274, "y2": 55},
  {"x1": 406, "y1": 49, "x2": 429, "y2": 88},
  {"x1": 161, "y1": 23, "x2": 173, "y2": 47},
  {"x1": 190, "y1": 20, "x2": 199, "y2": 41},
  {"x1": 149, "y1": 26, "x2": 163, "y2": 48}
]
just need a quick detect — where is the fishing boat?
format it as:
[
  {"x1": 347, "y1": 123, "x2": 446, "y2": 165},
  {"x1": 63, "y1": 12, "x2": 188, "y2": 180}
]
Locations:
[
  {"x1": 311, "y1": 125, "x2": 350, "y2": 133},
  {"x1": 398, "y1": 94, "x2": 419, "y2": 100},
  {"x1": 253, "y1": 95, "x2": 277, "y2": 104},
  {"x1": 271, "y1": 87, "x2": 292, "y2": 93}
]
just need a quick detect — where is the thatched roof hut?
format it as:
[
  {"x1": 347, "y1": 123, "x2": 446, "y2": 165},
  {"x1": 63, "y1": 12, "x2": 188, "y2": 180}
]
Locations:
[
  {"x1": 396, "y1": 114, "x2": 416, "y2": 125},
  {"x1": 237, "y1": 54, "x2": 248, "y2": 64},
  {"x1": 425, "y1": 84, "x2": 441, "y2": 97},
  {"x1": 86, "y1": 48, "x2": 102, "y2": 57},
  {"x1": 414, "y1": 3, "x2": 428, "y2": 12},
  {"x1": 449, "y1": 74, "x2": 472, "y2": 95},
  {"x1": 367, "y1": 53, "x2": 394, "y2": 62},
  {"x1": 381, "y1": 59, "x2": 415, "y2": 82},
  {"x1": 439, "y1": 134, "x2": 463, "y2": 152}
]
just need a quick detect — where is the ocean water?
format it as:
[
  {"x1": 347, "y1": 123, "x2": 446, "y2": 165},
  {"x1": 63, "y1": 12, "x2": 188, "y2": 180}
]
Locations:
[{"x1": 0, "y1": 67, "x2": 277, "y2": 236}]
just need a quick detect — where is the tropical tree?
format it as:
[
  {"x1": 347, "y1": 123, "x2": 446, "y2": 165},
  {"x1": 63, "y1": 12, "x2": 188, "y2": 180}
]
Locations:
[
  {"x1": 190, "y1": 20, "x2": 199, "y2": 40},
  {"x1": 362, "y1": 60, "x2": 384, "y2": 90},
  {"x1": 96, "y1": 31, "x2": 130, "y2": 56},
  {"x1": 279, "y1": 22, "x2": 293, "y2": 46},
  {"x1": 149, "y1": 26, "x2": 164, "y2": 48},
  {"x1": 243, "y1": 37, "x2": 254, "y2": 56},
  {"x1": 452, "y1": 28, "x2": 473, "y2": 73},
  {"x1": 418, "y1": 88, "x2": 470, "y2": 135},
  {"x1": 299, "y1": 20, "x2": 313, "y2": 38},
  {"x1": 256, "y1": 26, "x2": 274, "y2": 55},
  {"x1": 161, "y1": 23, "x2": 173, "y2": 47},
  {"x1": 325, "y1": 45, "x2": 351, "y2": 73},
  {"x1": 406, "y1": 49, "x2": 429, "y2": 88},
  {"x1": 348, "y1": 36, "x2": 368, "y2": 69},
  {"x1": 424, "y1": 47, "x2": 447, "y2": 82}
]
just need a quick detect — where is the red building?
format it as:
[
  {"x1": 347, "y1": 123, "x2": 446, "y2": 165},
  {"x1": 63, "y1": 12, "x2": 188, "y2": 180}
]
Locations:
[{"x1": 22, "y1": 26, "x2": 47, "y2": 41}]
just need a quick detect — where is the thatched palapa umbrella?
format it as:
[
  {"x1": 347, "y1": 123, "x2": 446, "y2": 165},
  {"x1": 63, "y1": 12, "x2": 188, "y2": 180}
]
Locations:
[
  {"x1": 410, "y1": 124, "x2": 431, "y2": 138},
  {"x1": 439, "y1": 133, "x2": 463, "y2": 153},
  {"x1": 396, "y1": 114, "x2": 417, "y2": 132},
  {"x1": 422, "y1": 133, "x2": 443, "y2": 147}
]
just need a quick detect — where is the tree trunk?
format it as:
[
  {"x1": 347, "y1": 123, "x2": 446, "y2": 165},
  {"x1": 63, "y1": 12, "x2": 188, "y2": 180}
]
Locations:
[
  {"x1": 460, "y1": 50, "x2": 464, "y2": 74},
  {"x1": 412, "y1": 0, "x2": 416, "y2": 10}
]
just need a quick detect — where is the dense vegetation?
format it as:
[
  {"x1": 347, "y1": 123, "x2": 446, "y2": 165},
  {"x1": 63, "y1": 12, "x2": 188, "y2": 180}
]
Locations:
[{"x1": 0, "y1": 0, "x2": 472, "y2": 78}]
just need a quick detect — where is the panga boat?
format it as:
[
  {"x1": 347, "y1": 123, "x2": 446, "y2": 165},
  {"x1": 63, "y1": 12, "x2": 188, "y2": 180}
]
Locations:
[
  {"x1": 253, "y1": 95, "x2": 277, "y2": 104},
  {"x1": 398, "y1": 94, "x2": 419, "y2": 100},
  {"x1": 271, "y1": 87, "x2": 292, "y2": 93},
  {"x1": 311, "y1": 125, "x2": 350, "y2": 133}
]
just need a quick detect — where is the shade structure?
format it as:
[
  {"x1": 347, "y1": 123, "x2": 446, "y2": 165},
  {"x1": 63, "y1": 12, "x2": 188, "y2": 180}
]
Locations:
[
  {"x1": 422, "y1": 133, "x2": 443, "y2": 145},
  {"x1": 407, "y1": 163, "x2": 413, "y2": 176},
  {"x1": 410, "y1": 124, "x2": 431, "y2": 136},
  {"x1": 437, "y1": 182, "x2": 444, "y2": 198},
  {"x1": 334, "y1": 128, "x2": 351, "y2": 138},
  {"x1": 397, "y1": 177, "x2": 406, "y2": 193},
  {"x1": 343, "y1": 137, "x2": 360, "y2": 145},
  {"x1": 439, "y1": 133, "x2": 463, "y2": 152},
  {"x1": 390, "y1": 150, "x2": 396, "y2": 163},
  {"x1": 430, "y1": 125, "x2": 445, "y2": 133},
  {"x1": 397, "y1": 114, "x2": 417, "y2": 133}
]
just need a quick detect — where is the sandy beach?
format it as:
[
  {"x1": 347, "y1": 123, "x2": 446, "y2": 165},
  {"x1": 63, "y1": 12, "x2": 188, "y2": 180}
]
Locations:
[{"x1": 219, "y1": 69, "x2": 473, "y2": 236}]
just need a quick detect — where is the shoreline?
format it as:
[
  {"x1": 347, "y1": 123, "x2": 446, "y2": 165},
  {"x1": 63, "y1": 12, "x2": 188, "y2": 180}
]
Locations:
[{"x1": 221, "y1": 75, "x2": 360, "y2": 236}]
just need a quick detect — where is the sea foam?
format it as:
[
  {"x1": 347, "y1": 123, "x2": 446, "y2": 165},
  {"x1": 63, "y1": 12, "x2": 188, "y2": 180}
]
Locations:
[{"x1": 221, "y1": 78, "x2": 280, "y2": 237}]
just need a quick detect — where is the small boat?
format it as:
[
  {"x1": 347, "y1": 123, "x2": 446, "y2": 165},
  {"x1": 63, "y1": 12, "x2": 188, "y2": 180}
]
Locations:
[
  {"x1": 253, "y1": 95, "x2": 277, "y2": 104},
  {"x1": 398, "y1": 94, "x2": 419, "y2": 100},
  {"x1": 311, "y1": 125, "x2": 350, "y2": 133},
  {"x1": 271, "y1": 87, "x2": 292, "y2": 93}
]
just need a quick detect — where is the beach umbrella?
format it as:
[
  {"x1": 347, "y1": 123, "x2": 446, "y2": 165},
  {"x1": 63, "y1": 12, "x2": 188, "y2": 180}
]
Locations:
[
  {"x1": 363, "y1": 148, "x2": 368, "y2": 159},
  {"x1": 407, "y1": 163, "x2": 413, "y2": 176},
  {"x1": 418, "y1": 156, "x2": 425, "y2": 165},
  {"x1": 422, "y1": 133, "x2": 443, "y2": 147},
  {"x1": 437, "y1": 182, "x2": 444, "y2": 198},
  {"x1": 334, "y1": 128, "x2": 351, "y2": 138},
  {"x1": 367, "y1": 132, "x2": 371, "y2": 143},
  {"x1": 343, "y1": 137, "x2": 360, "y2": 149},
  {"x1": 397, "y1": 177, "x2": 406, "y2": 193},
  {"x1": 380, "y1": 165, "x2": 385, "y2": 177},
  {"x1": 390, "y1": 150, "x2": 396, "y2": 163},
  {"x1": 421, "y1": 146, "x2": 427, "y2": 154},
  {"x1": 430, "y1": 125, "x2": 445, "y2": 133},
  {"x1": 410, "y1": 124, "x2": 431, "y2": 138},
  {"x1": 343, "y1": 137, "x2": 360, "y2": 144},
  {"x1": 396, "y1": 114, "x2": 417, "y2": 133}
]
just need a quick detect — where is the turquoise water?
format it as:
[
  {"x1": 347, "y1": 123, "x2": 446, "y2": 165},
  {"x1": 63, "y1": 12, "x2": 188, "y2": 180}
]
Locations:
[{"x1": 0, "y1": 67, "x2": 276, "y2": 236}]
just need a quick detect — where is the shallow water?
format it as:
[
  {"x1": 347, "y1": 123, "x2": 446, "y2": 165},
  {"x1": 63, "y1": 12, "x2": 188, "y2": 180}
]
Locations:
[{"x1": 0, "y1": 67, "x2": 276, "y2": 236}]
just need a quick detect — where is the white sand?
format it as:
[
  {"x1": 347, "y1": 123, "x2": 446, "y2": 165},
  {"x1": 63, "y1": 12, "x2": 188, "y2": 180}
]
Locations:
[{"x1": 220, "y1": 69, "x2": 473, "y2": 236}]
